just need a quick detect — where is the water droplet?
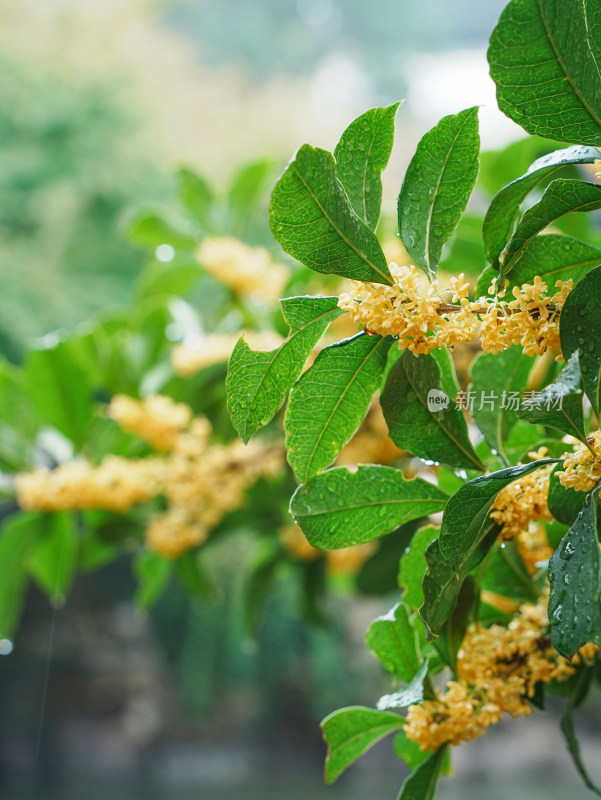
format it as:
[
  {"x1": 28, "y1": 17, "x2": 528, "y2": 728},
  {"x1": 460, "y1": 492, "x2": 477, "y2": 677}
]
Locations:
[
  {"x1": 588, "y1": 342, "x2": 596, "y2": 352},
  {"x1": 561, "y1": 540, "x2": 575, "y2": 559},
  {"x1": 552, "y1": 605, "x2": 563, "y2": 623},
  {"x1": 564, "y1": 574, "x2": 570, "y2": 584},
  {"x1": 577, "y1": 325, "x2": 583, "y2": 332}
]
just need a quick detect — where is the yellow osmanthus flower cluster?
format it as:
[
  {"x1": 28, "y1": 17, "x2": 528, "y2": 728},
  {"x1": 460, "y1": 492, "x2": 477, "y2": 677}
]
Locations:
[
  {"x1": 197, "y1": 236, "x2": 289, "y2": 304},
  {"x1": 171, "y1": 330, "x2": 283, "y2": 377},
  {"x1": 109, "y1": 394, "x2": 191, "y2": 451},
  {"x1": 338, "y1": 264, "x2": 572, "y2": 357},
  {"x1": 278, "y1": 523, "x2": 376, "y2": 576},
  {"x1": 557, "y1": 431, "x2": 601, "y2": 492},
  {"x1": 16, "y1": 456, "x2": 165, "y2": 513},
  {"x1": 405, "y1": 598, "x2": 597, "y2": 751},
  {"x1": 17, "y1": 396, "x2": 283, "y2": 559}
]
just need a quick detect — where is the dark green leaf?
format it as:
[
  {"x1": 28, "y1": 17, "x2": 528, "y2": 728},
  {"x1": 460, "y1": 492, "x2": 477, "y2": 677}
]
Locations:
[
  {"x1": 398, "y1": 107, "x2": 479, "y2": 279},
  {"x1": 285, "y1": 333, "x2": 391, "y2": 482},
  {"x1": 398, "y1": 525, "x2": 439, "y2": 611},
  {"x1": 0, "y1": 513, "x2": 43, "y2": 639},
  {"x1": 397, "y1": 745, "x2": 448, "y2": 800},
  {"x1": 560, "y1": 670, "x2": 601, "y2": 797},
  {"x1": 470, "y1": 347, "x2": 533, "y2": 463},
  {"x1": 506, "y1": 234, "x2": 601, "y2": 289},
  {"x1": 560, "y1": 265, "x2": 601, "y2": 416},
  {"x1": 483, "y1": 145, "x2": 600, "y2": 263},
  {"x1": 381, "y1": 351, "x2": 484, "y2": 471},
  {"x1": 245, "y1": 546, "x2": 284, "y2": 634},
  {"x1": 548, "y1": 490, "x2": 601, "y2": 658},
  {"x1": 334, "y1": 102, "x2": 401, "y2": 230},
  {"x1": 479, "y1": 541, "x2": 539, "y2": 604},
  {"x1": 26, "y1": 513, "x2": 78, "y2": 600},
  {"x1": 548, "y1": 464, "x2": 586, "y2": 526},
  {"x1": 175, "y1": 551, "x2": 216, "y2": 599},
  {"x1": 270, "y1": 144, "x2": 392, "y2": 284},
  {"x1": 356, "y1": 521, "x2": 420, "y2": 596},
  {"x1": 434, "y1": 577, "x2": 476, "y2": 672},
  {"x1": 25, "y1": 340, "x2": 93, "y2": 449},
  {"x1": 226, "y1": 295, "x2": 343, "y2": 442},
  {"x1": 322, "y1": 706, "x2": 404, "y2": 783},
  {"x1": 501, "y1": 179, "x2": 601, "y2": 276},
  {"x1": 377, "y1": 660, "x2": 429, "y2": 711},
  {"x1": 489, "y1": 0, "x2": 601, "y2": 145},
  {"x1": 289, "y1": 465, "x2": 448, "y2": 549},
  {"x1": 517, "y1": 351, "x2": 586, "y2": 441},
  {"x1": 134, "y1": 549, "x2": 172, "y2": 610},
  {"x1": 365, "y1": 602, "x2": 421, "y2": 682}
]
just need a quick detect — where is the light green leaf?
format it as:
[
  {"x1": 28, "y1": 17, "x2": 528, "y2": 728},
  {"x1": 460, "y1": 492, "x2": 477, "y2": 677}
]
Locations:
[
  {"x1": 470, "y1": 347, "x2": 533, "y2": 463},
  {"x1": 365, "y1": 602, "x2": 421, "y2": 682},
  {"x1": 398, "y1": 107, "x2": 479, "y2": 279},
  {"x1": 398, "y1": 525, "x2": 439, "y2": 611},
  {"x1": 227, "y1": 158, "x2": 272, "y2": 235},
  {"x1": 0, "y1": 358, "x2": 40, "y2": 471},
  {"x1": 393, "y1": 731, "x2": 432, "y2": 771},
  {"x1": 322, "y1": 706, "x2": 404, "y2": 784},
  {"x1": 285, "y1": 333, "x2": 391, "y2": 482},
  {"x1": 128, "y1": 211, "x2": 197, "y2": 251},
  {"x1": 270, "y1": 144, "x2": 392, "y2": 284},
  {"x1": 560, "y1": 265, "x2": 601, "y2": 416},
  {"x1": 381, "y1": 351, "x2": 484, "y2": 471},
  {"x1": 289, "y1": 465, "x2": 448, "y2": 549},
  {"x1": 26, "y1": 513, "x2": 78, "y2": 600},
  {"x1": 334, "y1": 102, "x2": 401, "y2": 230},
  {"x1": 548, "y1": 489, "x2": 601, "y2": 658},
  {"x1": 489, "y1": 0, "x2": 601, "y2": 145},
  {"x1": 483, "y1": 145, "x2": 601, "y2": 263},
  {"x1": 377, "y1": 660, "x2": 429, "y2": 710},
  {"x1": 0, "y1": 513, "x2": 44, "y2": 639},
  {"x1": 177, "y1": 167, "x2": 214, "y2": 230},
  {"x1": 505, "y1": 234, "x2": 601, "y2": 289},
  {"x1": 226, "y1": 295, "x2": 343, "y2": 442},
  {"x1": 501, "y1": 179, "x2": 601, "y2": 277},
  {"x1": 397, "y1": 745, "x2": 448, "y2": 800},
  {"x1": 548, "y1": 464, "x2": 586, "y2": 526},
  {"x1": 517, "y1": 351, "x2": 586, "y2": 442},
  {"x1": 134, "y1": 549, "x2": 172, "y2": 610}
]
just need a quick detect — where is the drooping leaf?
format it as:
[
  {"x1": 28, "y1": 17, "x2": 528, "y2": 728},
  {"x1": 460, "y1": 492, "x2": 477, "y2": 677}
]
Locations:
[
  {"x1": 25, "y1": 340, "x2": 93, "y2": 450},
  {"x1": 434, "y1": 577, "x2": 477, "y2": 672},
  {"x1": 26, "y1": 513, "x2": 78, "y2": 600},
  {"x1": 488, "y1": 0, "x2": 601, "y2": 145},
  {"x1": 560, "y1": 265, "x2": 601, "y2": 416},
  {"x1": 289, "y1": 465, "x2": 448, "y2": 549},
  {"x1": 134, "y1": 549, "x2": 172, "y2": 610},
  {"x1": 483, "y1": 145, "x2": 601, "y2": 263},
  {"x1": 470, "y1": 347, "x2": 533, "y2": 462},
  {"x1": 560, "y1": 670, "x2": 601, "y2": 798},
  {"x1": 548, "y1": 464, "x2": 586, "y2": 526},
  {"x1": 226, "y1": 295, "x2": 343, "y2": 442},
  {"x1": 285, "y1": 333, "x2": 391, "y2": 482},
  {"x1": 377, "y1": 660, "x2": 429, "y2": 710},
  {"x1": 321, "y1": 706, "x2": 404, "y2": 783},
  {"x1": 334, "y1": 102, "x2": 401, "y2": 230},
  {"x1": 398, "y1": 107, "x2": 480, "y2": 279},
  {"x1": 397, "y1": 745, "x2": 449, "y2": 800},
  {"x1": 398, "y1": 525, "x2": 439, "y2": 611},
  {"x1": 501, "y1": 180, "x2": 601, "y2": 277},
  {"x1": 365, "y1": 602, "x2": 421, "y2": 682},
  {"x1": 517, "y1": 351, "x2": 586, "y2": 442},
  {"x1": 479, "y1": 541, "x2": 539, "y2": 605},
  {"x1": 0, "y1": 513, "x2": 44, "y2": 639},
  {"x1": 381, "y1": 351, "x2": 484, "y2": 472},
  {"x1": 270, "y1": 144, "x2": 392, "y2": 284},
  {"x1": 505, "y1": 235, "x2": 601, "y2": 289},
  {"x1": 548, "y1": 490, "x2": 601, "y2": 658}
]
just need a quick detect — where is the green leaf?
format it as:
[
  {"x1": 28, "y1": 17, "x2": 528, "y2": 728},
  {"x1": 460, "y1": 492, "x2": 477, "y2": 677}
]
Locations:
[
  {"x1": 289, "y1": 465, "x2": 448, "y2": 549},
  {"x1": 438, "y1": 460, "x2": 557, "y2": 566},
  {"x1": 134, "y1": 549, "x2": 172, "y2": 610},
  {"x1": 501, "y1": 179, "x2": 601, "y2": 277},
  {"x1": 270, "y1": 144, "x2": 392, "y2": 284},
  {"x1": 177, "y1": 167, "x2": 214, "y2": 230},
  {"x1": 548, "y1": 489, "x2": 601, "y2": 658},
  {"x1": 0, "y1": 358, "x2": 39, "y2": 470},
  {"x1": 488, "y1": 0, "x2": 601, "y2": 145},
  {"x1": 479, "y1": 541, "x2": 539, "y2": 604},
  {"x1": 377, "y1": 660, "x2": 429, "y2": 711},
  {"x1": 25, "y1": 340, "x2": 93, "y2": 450},
  {"x1": 548, "y1": 464, "x2": 586, "y2": 526},
  {"x1": 381, "y1": 351, "x2": 484, "y2": 472},
  {"x1": 470, "y1": 347, "x2": 533, "y2": 463},
  {"x1": 393, "y1": 731, "x2": 432, "y2": 771},
  {"x1": 398, "y1": 525, "x2": 439, "y2": 611},
  {"x1": 0, "y1": 513, "x2": 43, "y2": 639},
  {"x1": 365, "y1": 602, "x2": 421, "y2": 682},
  {"x1": 505, "y1": 234, "x2": 601, "y2": 289},
  {"x1": 483, "y1": 145, "x2": 600, "y2": 263},
  {"x1": 128, "y1": 211, "x2": 197, "y2": 252},
  {"x1": 226, "y1": 295, "x2": 343, "y2": 442},
  {"x1": 398, "y1": 107, "x2": 480, "y2": 279},
  {"x1": 227, "y1": 158, "x2": 272, "y2": 235},
  {"x1": 334, "y1": 102, "x2": 401, "y2": 230},
  {"x1": 175, "y1": 551, "x2": 216, "y2": 599},
  {"x1": 434, "y1": 577, "x2": 477, "y2": 672},
  {"x1": 560, "y1": 265, "x2": 601, "y2": 416},
  {"x1": 560, "y1": 670, "x2": 601, "y2": 797},
  {"x1": 285, "y1": 333, "x2": 391, "y2": 482},
  {"x1": 397, "y1": 745, "x2": 448, "y2": 800},
  {"x1": 26, "y1": 513, "x2": 78, "y2": 600},
  {"x1": 322, "y1": 706, "x2": 404, "y2": 784},
  {"x1": 517, "y1": 351, "x2": 586, "y2": 442}
]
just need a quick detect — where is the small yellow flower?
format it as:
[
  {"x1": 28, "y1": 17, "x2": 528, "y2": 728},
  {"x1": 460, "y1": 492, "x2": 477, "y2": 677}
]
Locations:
[{"x1": 557, "y1": 431, "x2": 601, "y2": 492}]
